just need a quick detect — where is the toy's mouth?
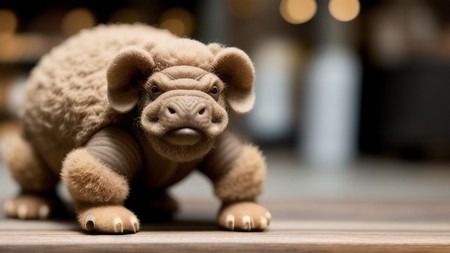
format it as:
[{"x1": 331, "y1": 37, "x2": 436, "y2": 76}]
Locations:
[{"x1": 165, "y1": 128, "x2": 203, "y2": 146}]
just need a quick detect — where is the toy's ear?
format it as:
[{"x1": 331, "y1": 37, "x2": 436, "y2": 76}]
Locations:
[
  {"x1": 107, "y1": 47, "x2": 154, "y2": 113},
  {"x1": 213, "y1": 47, "x2": 255, "y2": 114}
]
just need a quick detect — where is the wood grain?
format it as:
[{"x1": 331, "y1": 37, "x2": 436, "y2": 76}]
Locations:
[{"x1": 1, "y1": 199, "x2": 450, "y2": 252}]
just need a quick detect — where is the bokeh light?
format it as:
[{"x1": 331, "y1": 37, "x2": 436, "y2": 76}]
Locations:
[
  {"x1": 159, "y1": 8, "x2": 194, "y2": 37},
  {"x1": 62, "y1": 8, "x2": 96, "y2": 37},
  {"x1": 329, "y1": 0, "x2": 360, "y2": 22},
  {"x1": 280, "y1": 0, "x2": 317, "y2": 24}
]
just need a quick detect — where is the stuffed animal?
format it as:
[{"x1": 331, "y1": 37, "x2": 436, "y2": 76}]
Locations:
[{"x1": 2, "y1": 24, "x2": 271, "y2": 233}]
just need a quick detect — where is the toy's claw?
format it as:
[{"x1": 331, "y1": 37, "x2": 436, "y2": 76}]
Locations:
[
  {"x1": 259, "y1": 217, "x2": 268, "y2": 230},
  {"x1": 17, "y1": 204, "x2": 28, "y2": 219},
  {"x1": 241, "y1": 215, "x2": 252, "y2": 231},
  {"x1": 225, "y1": 214, "x2": 235, "y2": 230},
  {"x1": 113, "y1": 217, "x2": 124, "y2": 233},
  {"x1": 85, "y1": 214, "x2": 95, "y2": 231},
  {"x1": 130, "y1": 217, "x2": 140, "y2": 233},
  {"x1": 265, "y1": 212, "x2": 272, "y2": 225},
  {"x1": 38, "y1": 204, "x2": 50, "y2": 219}
]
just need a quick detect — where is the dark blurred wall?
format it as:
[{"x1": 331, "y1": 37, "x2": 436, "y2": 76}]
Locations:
[{"x1": 359, "y1": 0, "x2": 450, "y2": 161}]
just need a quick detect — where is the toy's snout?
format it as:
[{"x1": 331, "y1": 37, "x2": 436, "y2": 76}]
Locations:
[
  {"x1": 164, "y1": 97, "x2": 210, "y2": 128},
  {"x1": 161, "y1": 96, "x2": 212, "y2": 146},
  {"x1": 141, "y1": 90, "x2": 228, "y2": 146}
]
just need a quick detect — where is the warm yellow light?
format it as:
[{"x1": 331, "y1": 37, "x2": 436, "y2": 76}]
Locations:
[
  {"x1": 329, "y1": 0, "x2": 360, "y2": 22},
  {"x1": 159, "y1": 8, "x2": 194, "y2": 37},
  {"x1": 0, "y1": 9, "x2": 18, "y2": 35},
  {"x1": 280, "y1": 0, "x2": 317, "y2": 24},
  {"x1": 110, "y1": 8, "x2": 141, "y2": 24},
  {"x1": 62, "y1": 8, "x2": 96, "y2": 37}
]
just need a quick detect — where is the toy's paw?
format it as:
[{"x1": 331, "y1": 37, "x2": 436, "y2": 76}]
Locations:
[
  {"x1": 218, "y1": 202, "x2": 271, "y2": 232},
  {"x1": 4, "y1": 194, "x2": 54, "y2": 220},
  {"x1": 78, "y1": 205, "x2": 140, "y2": 234}
]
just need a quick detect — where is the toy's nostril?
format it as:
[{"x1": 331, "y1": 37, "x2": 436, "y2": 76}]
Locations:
[
  {"x1": 148, "y1": 114, "x2": 159, "y2": 123},
  {"x1": 168, "y1": 107, "x2": 176, "y2": 114},
  {"x1": 198, "y1": 107, "x2": 206, "y2": 115},
  {"x1": 212, "y1": 115, "x2": 222, "y2": 124}
]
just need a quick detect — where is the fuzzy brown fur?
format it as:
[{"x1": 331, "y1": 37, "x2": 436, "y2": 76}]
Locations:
[
  {"x1": 213, "y1": 144, "x2": 266, "y2": 203},
  {"x1": 61, "y1": 149, "x2": 129, "y2": 205},
  {"x1": 3, "y1": 23, "x2": 270, "y2": 233},
  {"x1": 21, "y1": 24, "x2": 176, "y2": 171},
  {"x1": 3, "y1": 135, "x2": 58, "y2": 192}
]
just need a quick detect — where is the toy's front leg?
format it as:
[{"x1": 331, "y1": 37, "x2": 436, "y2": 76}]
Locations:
[
  {"x1": 205, "y1": 141, "x2": 271, "y2": 231},
  {"x1": 61, "y1": 127, "x2": 142, "y2": 233}
]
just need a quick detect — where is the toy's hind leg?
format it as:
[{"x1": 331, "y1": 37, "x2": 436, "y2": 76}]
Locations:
[{"x1": 2, "y1": 134, "x2": 61, "y2": 219}]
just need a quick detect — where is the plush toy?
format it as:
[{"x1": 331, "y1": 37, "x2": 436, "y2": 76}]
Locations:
[{"x1": 2, "y1": 24, "x2": 271, "y2": 233}]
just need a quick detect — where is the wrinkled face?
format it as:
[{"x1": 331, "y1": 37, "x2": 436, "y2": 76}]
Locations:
[
  {"x1": 106, "y1": 40, "x2": 256, "y2": 162},
  {"x1": 140, "y1": 66, "x2": 228, "y2": 161}
]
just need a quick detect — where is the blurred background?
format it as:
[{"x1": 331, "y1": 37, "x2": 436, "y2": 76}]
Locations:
[{"x1": 1, "y1": 0, "x2": 450, "y2": 203}]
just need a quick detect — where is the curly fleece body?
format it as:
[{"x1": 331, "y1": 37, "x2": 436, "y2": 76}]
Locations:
[{"x1": 21, "y1": 24, "x2": 176, "y2": 171}]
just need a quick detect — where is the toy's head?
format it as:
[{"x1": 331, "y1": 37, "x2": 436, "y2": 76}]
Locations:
[{"x1": 106, "y1": 39, "x2": 255, "y2": 162}]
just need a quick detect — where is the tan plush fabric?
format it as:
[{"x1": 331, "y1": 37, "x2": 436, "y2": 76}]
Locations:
[
  {"x1": 4, "y1": 23, "x2": 270, "y2": 233},
  {"x1": 214, "y1": 48, "x2": 256, "y2": 114},
  {"x1": 213, "y1": 144, "x2": 266, "y2": 203},
  {"x1": 21, "y1": 24, "x2": 176, "y2": 171},
  {"x1": 3, "y1": 134, "x2": 58, "y2": 192},
  {"x1": 61, "y1": 148, "x2": 129, "y2": 205},
  {"x1": 151, "y1": 39, "x2": 215, "y2": 72}
]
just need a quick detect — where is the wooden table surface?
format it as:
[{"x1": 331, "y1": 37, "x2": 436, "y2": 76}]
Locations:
[{"x1": 1, "y1": 198, "x2": 450, "y2": 252}]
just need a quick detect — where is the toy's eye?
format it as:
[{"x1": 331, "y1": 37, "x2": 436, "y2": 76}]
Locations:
[
  {"x1": 148, "y1": 85, "x2": 163, "y2": 100},
  {"x1": 150, "y1": 85, "x2": 161, "y2": 94},
  {"x1": 209, "y1": 86, "x2": 219, "y2": 95}
]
